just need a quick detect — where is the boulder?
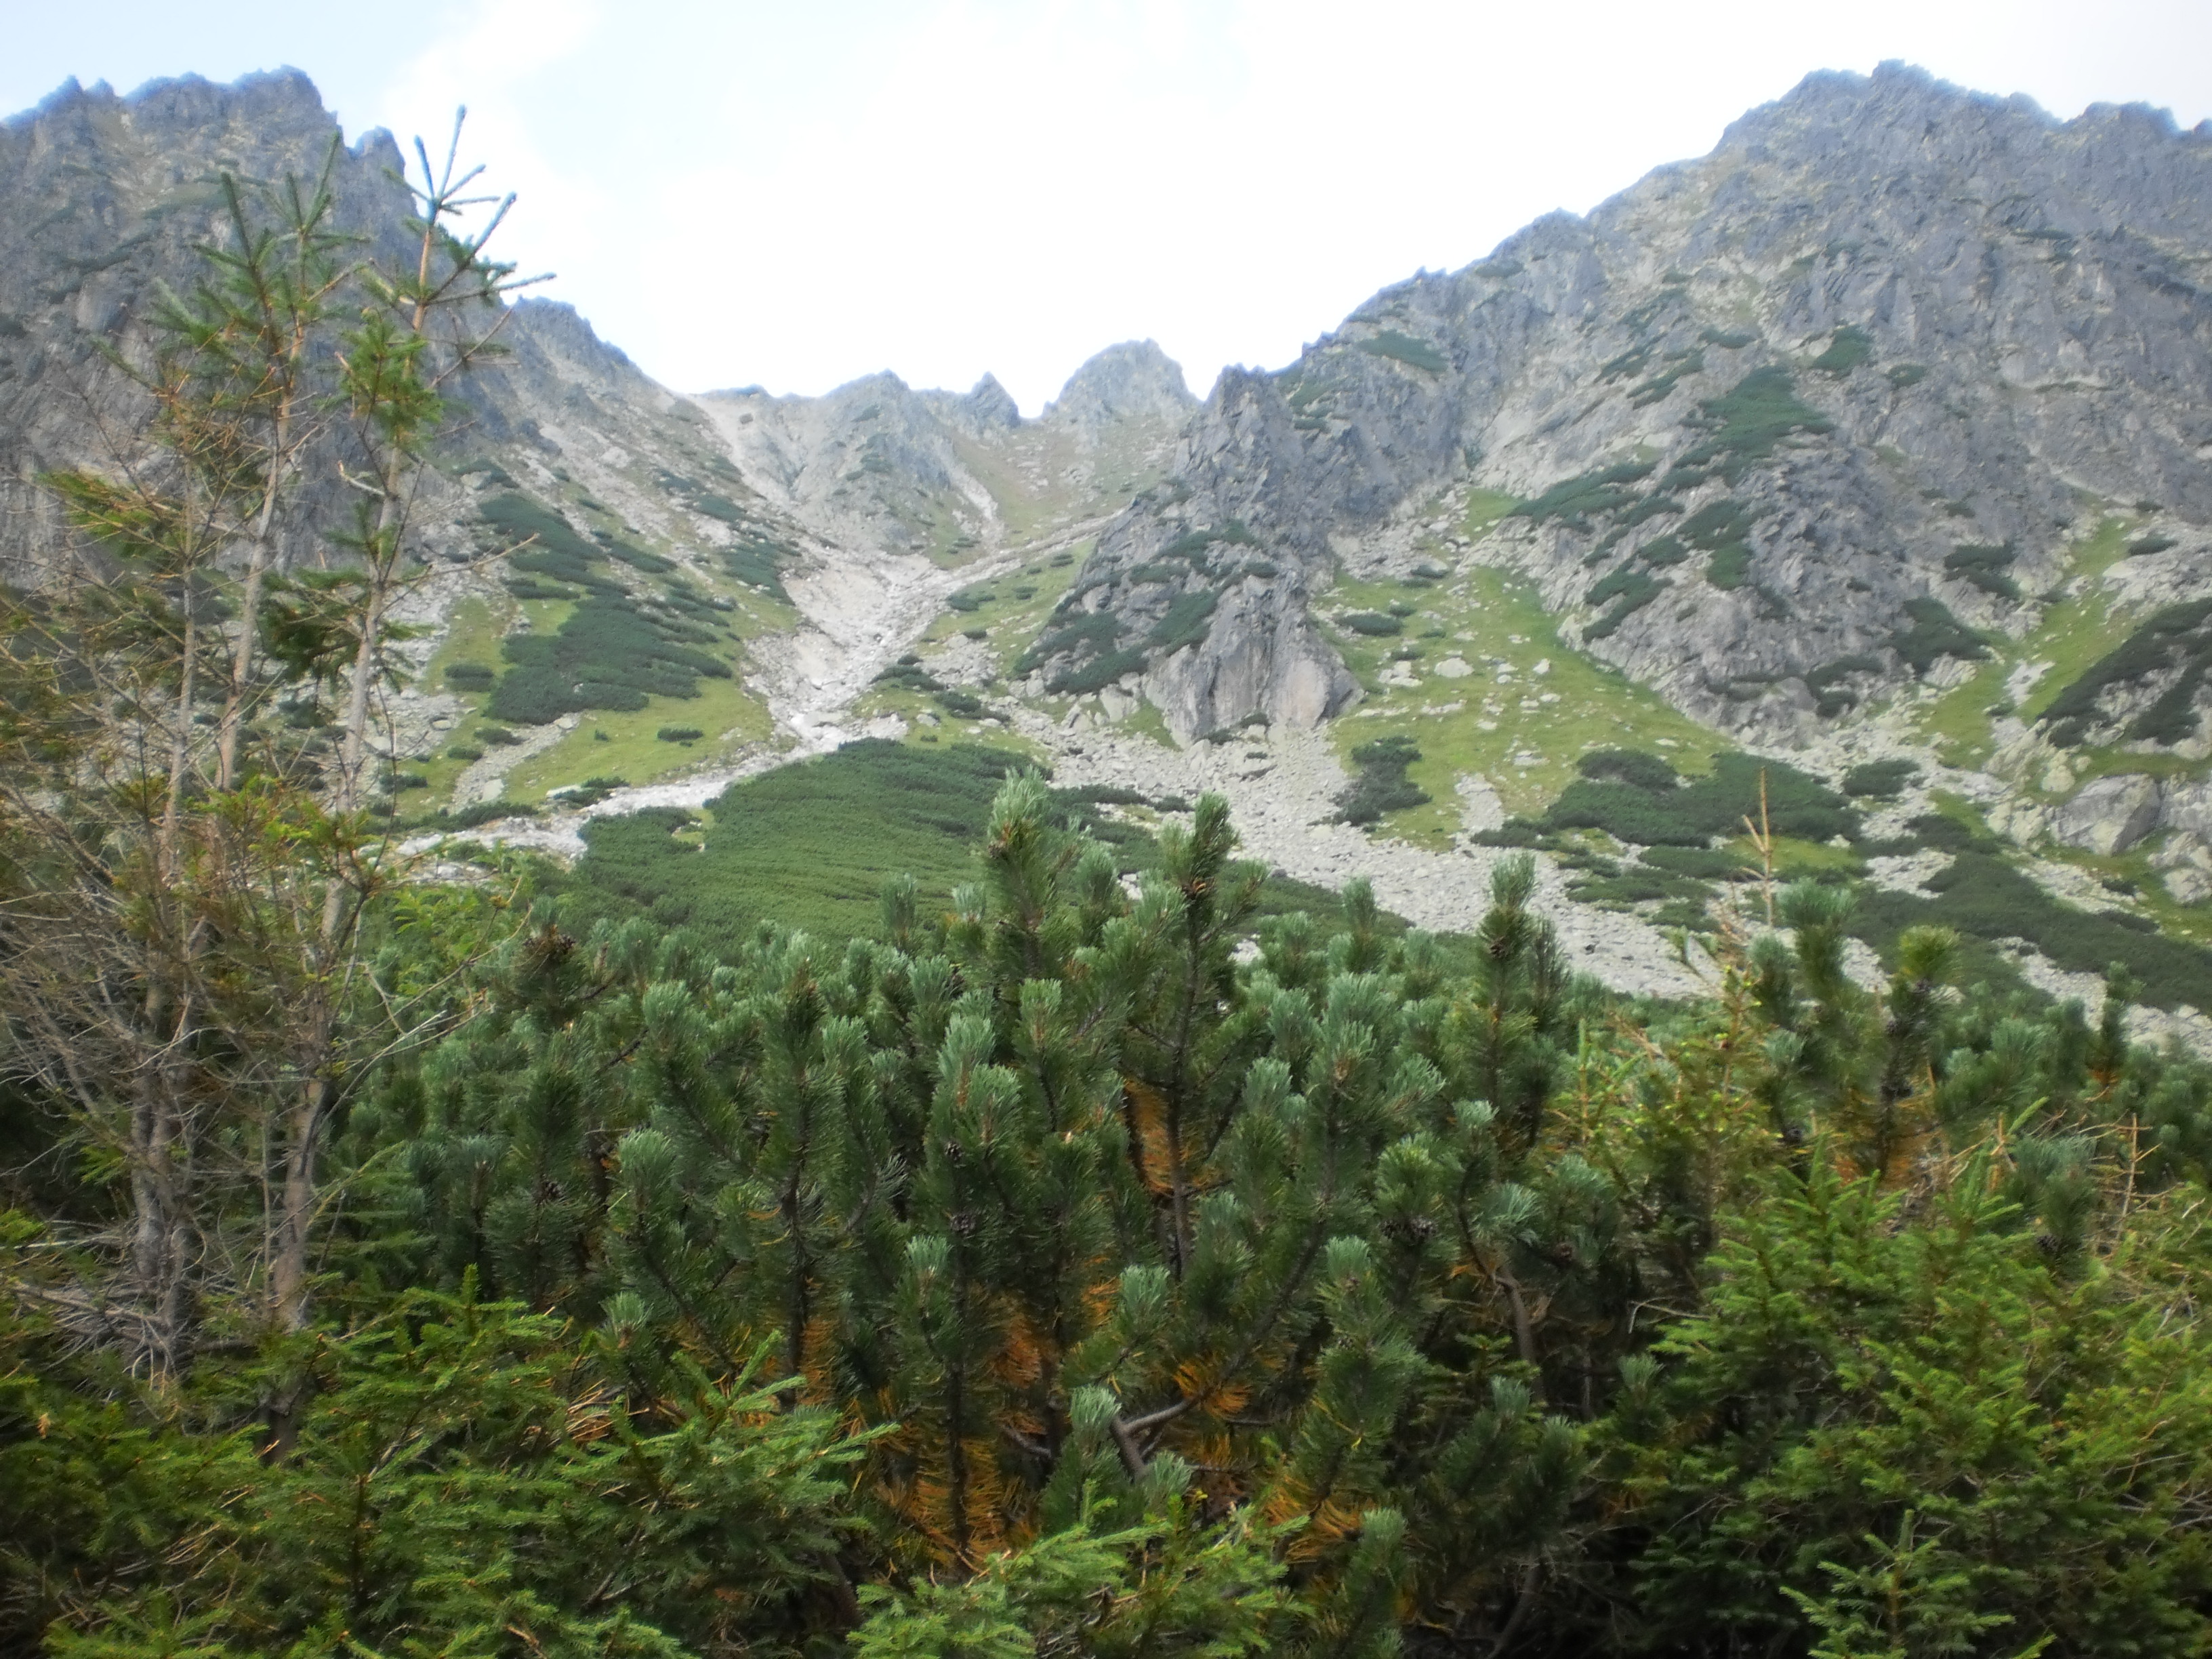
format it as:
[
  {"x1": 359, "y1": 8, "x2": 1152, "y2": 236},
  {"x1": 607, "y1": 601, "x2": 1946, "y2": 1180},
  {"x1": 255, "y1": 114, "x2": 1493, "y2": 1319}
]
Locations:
[{"x1": 2049, "y1": 773, "x2": 2163, "y2": 855}]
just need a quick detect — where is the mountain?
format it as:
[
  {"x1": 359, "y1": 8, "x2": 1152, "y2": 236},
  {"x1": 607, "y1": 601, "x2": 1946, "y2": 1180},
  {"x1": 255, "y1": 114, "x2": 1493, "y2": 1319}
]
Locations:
[
  {"x1": 0, "y1": 68, "x2": 1192, "y2": 798},
  {"x1": 1041, "y1": 62, "x2": 2212, "y2": 747},
  {"x1": 4, "y1": 62, "x2": 2211, "y2": 1036}
]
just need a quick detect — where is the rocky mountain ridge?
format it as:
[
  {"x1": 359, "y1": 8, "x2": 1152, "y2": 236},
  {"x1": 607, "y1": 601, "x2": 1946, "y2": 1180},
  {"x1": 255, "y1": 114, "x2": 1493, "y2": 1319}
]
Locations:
[
  {"x1": 1040, "y1": 63, "x2": 2212, "y2": 747},
  {"x1": 5, "y1": 62, "x2": 2211, "y2": 1029}
]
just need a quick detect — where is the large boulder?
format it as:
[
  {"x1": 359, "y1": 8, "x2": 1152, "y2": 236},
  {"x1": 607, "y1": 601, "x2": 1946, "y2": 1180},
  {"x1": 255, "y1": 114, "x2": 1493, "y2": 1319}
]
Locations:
[{"x1": 2050, "y1": 773, "x2": 2163, "y2": 855}]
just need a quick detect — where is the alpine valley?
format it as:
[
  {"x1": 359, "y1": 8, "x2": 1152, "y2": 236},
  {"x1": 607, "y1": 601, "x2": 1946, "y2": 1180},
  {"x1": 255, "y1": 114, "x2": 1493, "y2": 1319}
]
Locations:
[{"x1": 5, "y1": 60, "x2": 2212, "y2": 1031}]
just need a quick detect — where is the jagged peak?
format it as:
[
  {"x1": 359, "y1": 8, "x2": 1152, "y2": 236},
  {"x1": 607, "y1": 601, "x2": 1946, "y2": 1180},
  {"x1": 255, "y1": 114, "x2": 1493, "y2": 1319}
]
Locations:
[
  {"x1": 960, "y1": 373, "x2": 1021, "y2": 430},
  {"x1": 1043, "y1": 340, "x2": 1195, "y2": 428},
  {"x1": 506, "y1": 298, "x2": 634, "y2": 369}
]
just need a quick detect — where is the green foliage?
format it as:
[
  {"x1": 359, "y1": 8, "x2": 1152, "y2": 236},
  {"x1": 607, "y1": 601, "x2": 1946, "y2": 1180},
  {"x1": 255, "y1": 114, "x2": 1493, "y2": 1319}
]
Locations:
[
  {"x1": 1340, "y1": 611, "x2": 1405, "y2": 637},
  {"x1": 1147, "y1": 590, "x2": 1218, "y2": 656},
  {"x1": 1887, "y1": 363, "x2": 1929, "y2": 388},
  {"x1": 1809, "y1": 324, "x2": 1874, "y2": 376},
  {"x1": 718, "y1": 536, "x2": 792, "y2": 598},
  {"x1": 1807, "y1": 654, "x2": 1885, "y2": 718},
  {"x1": 2039, "y1": 598, "x2": 2212, "y2": 747},
  {"x1": 1511, "y1": 461, "x2": 1657, "y2": 527},
  {"x1": 488, "y1": 594, "x2": 731, "y2": 725},
  {"x1": 1355, "y1": 330, "x2": 1448, "y2": 373},
  {"x1": 851, "y1": 1504, "x2": 1294, "y2": 1658},
  {"x1": 1889, "y1": 596, "x2": 1989, "y2": 676},
  {"x1": 1842, "y1": 759, "x2": 1920, "y2": 799},
  {"x1": 1946, "y1": 541, "x2": 2020, "y2": 599},
  {"x1": 1679, "y1": 367, "x2": 1834, "y2": 482},
  {"x1": 1579, "y1": 747, "x2": 1681, "y2": 790},
  {"x1": 1048, "y1": 649, "x2": 1147, "y2": 696},
  {"x1": 1854, "y1": 838, "x2": 2212, "y2": 1010},
  {"x1": 1547, "y1": 752, "x2": 1857, "y2": 846},
  {"x1": 9, "y1": 1285, "x2": 867, "y2": 1658},
  {"x1": 16, "y1": 760, "x2": 2212, "y2": 1657},
  {"x1": 444, "y1": 660, "x2": 497, "y2": 690},
  {"x1": 655, "y1": 726, "x2": 703, "y2": 743},
  {"x1": 565, "y1": 742, "x2": 1065, "y2": 941},
  {"x1": 1584, "y1": 568, "x2": 1666, "y2": 640},
  {"x1": 1706, "y1": 544, "x2": 1752, "y2": 590},
  {"x1": 1334, "y1": 733, "x2": 1432, "y2": 825},
  {"x1": 2129, "y1": 533, "x2": 2179, "y2": 558},
  {"x1": 1611, "y1": 1165, "x2": 2212, "y2": 1656},
  {"x1": 1019, "y1": 613, "x2": 1121, "y2": 678}
]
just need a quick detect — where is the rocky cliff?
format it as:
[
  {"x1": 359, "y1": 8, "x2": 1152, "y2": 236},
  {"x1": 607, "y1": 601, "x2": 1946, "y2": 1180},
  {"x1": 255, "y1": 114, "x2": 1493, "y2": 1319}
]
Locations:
[{"x1": 1036, "y1": 64, "x2": 2212, "y2": 747}]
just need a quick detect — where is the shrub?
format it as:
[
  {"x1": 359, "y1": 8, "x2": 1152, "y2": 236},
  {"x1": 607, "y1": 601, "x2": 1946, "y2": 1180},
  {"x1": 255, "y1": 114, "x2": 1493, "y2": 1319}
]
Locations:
[
  {"x1": 443, "y1": 661, "x2": 496, "y2": 691},
  {"x1": 2039, "y1": 600, "x2": 2212, "y2": 745},
  {"x1": 1639, "y1": 535, "x2": 1689, "y2": 567},
  {"x1": 446, "y1": 744, "x2": 484, "y2": 762},
  {"x1": 1335, "y1": 733, "x2": 1431, "y2": 826},
  {"x1": 1679, "y1": 367, "x2": 1833, "y2": 482},
  {"x1": 1147, "y1": 590, "x2": 1218, "y2": 655},
  {"x1": 1707, "y1": 545, "x2": 1753, "y2": 590},
  {"x1": 1886, "y1": 363, "x2": 1928, "y2": 387},
  {"x1": 1510, "y1": 460, "x2": 1656, "y2": 527},
  {"x1": 656, "y1": 726, "x2": 703, "y2": 743},
  {"x1": 937, "y1": 690, "x2": 985, "y2": 719},
  {"x1": 1579, "y1": 748, "x2": 1680, "y2": 790},
  {"x1": 1806, "y1": 653, "x2": 1885, "y2": 717},
  {"x1": 1889, "y1": 597, "x2": 1988, "y2": 676},
  {"x1": 1945, "y1": 542, "x2": 2020, "y2": 600},
  {"x1": 1547, "y1": 752, "x2": 1856, "y2": 846},
  {"x1": 1842, "y1": 759, "x2": 1920, "y2": 799},
  {"x1": 479, "y1": 726, "x2": 521, "y2": 746},
  {"x1": 946, "y1": 587, "x2": 992, "y2": 613},
  {"x1": 1810, "y1": 324, "x2": 1874, "y2": 375},
  {"x1": 1017, "y1": 612, "x2": 1121, "y2": 675},
  {"x1": 718, "y1": 537, "x2": 791, "y2": 598},
  {"x1": 962, "y1": 627, "x2": 988, "y2": 640},
  {"x1": 1341, "y1": 612, "x2": 1405, "y2": 636},
  {"x1": 1357, "y1": 330, "x2": 1448, "y2": 372},
  {"x1": 1584, "y1": 569, "x2": 1666, "y2": 640},
  {"x1": 487, "y1": 592, "x2": 732, "y2": 725},
  {"x1": 2129, "y1": 534, "x2": 2179, "y2": 558},
  {"x1": 1048, "y1": 648, "x2": 1147, "y2": 697},
  {"x1": 598, "y1": 537, "x2": 676, "y2": 574},
  {"x1": 1641, "y1": 844, "x2": 1752, "y2": 880}
]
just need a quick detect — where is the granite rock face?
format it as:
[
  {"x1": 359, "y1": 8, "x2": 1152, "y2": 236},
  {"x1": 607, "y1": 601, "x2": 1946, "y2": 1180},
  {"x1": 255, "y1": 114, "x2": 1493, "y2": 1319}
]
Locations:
[
  {"x1": 0, "y1": 72, "x2": 418, "y2": 583},
  {"x1": 1036, "y1": 64, "x2": 2212, "y2": 742},
  {"x1": 696, "y1": 341, "x2": 1196, "y2": 561},
  {"x1": 1041, "y1": 340, "x2": 1197, "y2": 434}
]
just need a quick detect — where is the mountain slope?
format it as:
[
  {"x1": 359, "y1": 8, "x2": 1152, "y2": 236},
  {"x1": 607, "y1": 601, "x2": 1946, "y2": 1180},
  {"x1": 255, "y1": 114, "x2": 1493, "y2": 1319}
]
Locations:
[{"x1": 1038, "y1": 63, "x2": 2212, "y2": 747}]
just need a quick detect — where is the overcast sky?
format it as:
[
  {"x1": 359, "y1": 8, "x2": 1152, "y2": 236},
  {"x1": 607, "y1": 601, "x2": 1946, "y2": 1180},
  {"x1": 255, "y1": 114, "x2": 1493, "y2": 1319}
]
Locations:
[{"x1": 10, "y1": 1, "x2": 2212, "y2": 411}]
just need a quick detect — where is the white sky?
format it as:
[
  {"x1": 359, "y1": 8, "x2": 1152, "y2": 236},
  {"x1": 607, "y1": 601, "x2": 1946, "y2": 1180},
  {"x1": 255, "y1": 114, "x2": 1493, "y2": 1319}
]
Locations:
[{"x1": 10, "y1": 1, "x2": 2212, "y2": 411}]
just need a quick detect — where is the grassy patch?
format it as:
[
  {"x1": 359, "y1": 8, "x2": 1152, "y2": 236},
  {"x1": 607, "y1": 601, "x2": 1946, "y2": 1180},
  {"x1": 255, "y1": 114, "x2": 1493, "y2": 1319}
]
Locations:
[
  {"x1": 501, "y1": 674, "x2": 774, "y2": 803},
  {"x1": 1322, "y1": 566, "x2": 1725, "y2": 836},
  {"x1": 1915, "y1": 516, "x2": 2141, "y2": 766}
]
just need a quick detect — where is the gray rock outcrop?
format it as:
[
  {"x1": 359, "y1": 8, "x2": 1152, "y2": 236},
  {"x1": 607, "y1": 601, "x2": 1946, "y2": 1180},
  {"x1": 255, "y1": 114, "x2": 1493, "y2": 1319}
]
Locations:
[
  {"x1": 1033, "y1": 62, "x2": 2212, "y2": 743},
  {"x1": 2051, "y1": 773, "x2": 2164, "y2": 854}
]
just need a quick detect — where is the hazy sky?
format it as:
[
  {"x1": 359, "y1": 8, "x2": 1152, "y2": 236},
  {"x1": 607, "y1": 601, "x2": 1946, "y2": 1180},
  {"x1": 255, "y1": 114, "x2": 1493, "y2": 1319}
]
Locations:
[{"x1": 9, "y1": 1, "x2": 2212, "y2": 410}]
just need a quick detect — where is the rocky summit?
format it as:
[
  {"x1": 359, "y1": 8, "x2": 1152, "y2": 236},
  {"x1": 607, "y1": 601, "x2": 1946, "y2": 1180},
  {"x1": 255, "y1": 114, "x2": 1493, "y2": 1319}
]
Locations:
[
  {"x1": 1043, "y1": 63, "x2": 2212, "y2": 746},
  {"x1": 3, "y1": 60, "x2": 2211, "y2": 1039}
]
